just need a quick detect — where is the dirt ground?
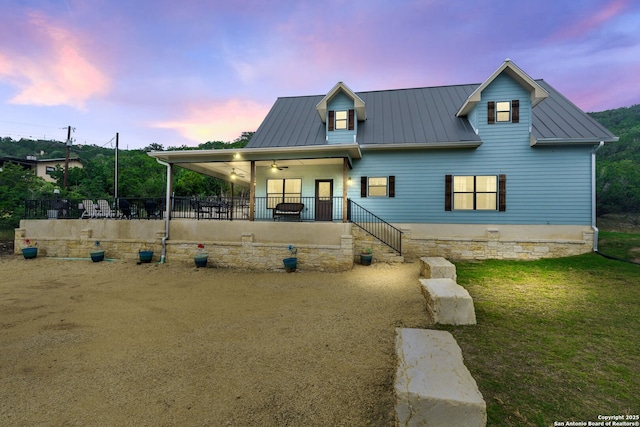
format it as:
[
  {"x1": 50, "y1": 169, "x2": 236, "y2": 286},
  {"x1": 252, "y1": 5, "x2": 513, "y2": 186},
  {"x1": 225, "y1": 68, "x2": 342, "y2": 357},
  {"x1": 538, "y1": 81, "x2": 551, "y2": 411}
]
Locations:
[{"x1": 0, "y1": 252, "x2": 428, "y2": 426}]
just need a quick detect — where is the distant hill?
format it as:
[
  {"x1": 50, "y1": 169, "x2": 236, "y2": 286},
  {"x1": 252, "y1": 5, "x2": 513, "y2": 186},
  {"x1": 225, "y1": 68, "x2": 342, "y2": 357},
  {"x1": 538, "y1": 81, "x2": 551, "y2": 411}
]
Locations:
[{"x1": 589, "y1": 105, "x2": 640, "y2": 214}]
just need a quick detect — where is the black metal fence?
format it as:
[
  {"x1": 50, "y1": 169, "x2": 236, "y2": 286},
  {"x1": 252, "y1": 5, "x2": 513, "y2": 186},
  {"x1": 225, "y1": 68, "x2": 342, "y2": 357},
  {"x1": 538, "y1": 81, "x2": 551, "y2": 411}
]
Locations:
[{"x1": 23, "y1": 196, "x2": 345, "y2": 222}]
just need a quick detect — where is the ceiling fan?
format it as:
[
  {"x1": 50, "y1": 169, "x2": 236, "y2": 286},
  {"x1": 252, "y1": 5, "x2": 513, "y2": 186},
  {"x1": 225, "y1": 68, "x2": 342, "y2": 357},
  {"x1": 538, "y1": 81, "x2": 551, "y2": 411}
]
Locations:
[
  {"x1": 230, "y1": 168, "x2": 246, "y2": 179},
  {"x1": 271, "y1": 161, "x2": 288, "y2": 171}
]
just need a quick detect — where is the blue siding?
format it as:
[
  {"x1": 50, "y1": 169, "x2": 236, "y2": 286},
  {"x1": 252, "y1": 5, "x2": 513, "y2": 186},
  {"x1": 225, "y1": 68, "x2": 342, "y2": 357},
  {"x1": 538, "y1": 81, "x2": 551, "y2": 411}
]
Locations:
[
  {"x1": 348, "y1": 74, "x2": 593, "y2": 226},
  {"x1": 327, "y1": 92, "x2": 356, "y2": 144}
]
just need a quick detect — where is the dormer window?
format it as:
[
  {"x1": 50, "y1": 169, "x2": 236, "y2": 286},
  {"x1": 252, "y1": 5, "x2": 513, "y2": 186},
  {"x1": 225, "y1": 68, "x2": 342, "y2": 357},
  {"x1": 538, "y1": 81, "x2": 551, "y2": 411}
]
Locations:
[
  {"x1": 488, "y1": 100, "x2": 519, "y2": 124},
  {"x1": 496, "y1": 102, "x2": 511, "y2": 122},
  {"x1": 328, "y1": 109, "x2": 355, "y2": 131},
  {"x1": 335, "y1": 111, "x2": 348, "y2": 130}
]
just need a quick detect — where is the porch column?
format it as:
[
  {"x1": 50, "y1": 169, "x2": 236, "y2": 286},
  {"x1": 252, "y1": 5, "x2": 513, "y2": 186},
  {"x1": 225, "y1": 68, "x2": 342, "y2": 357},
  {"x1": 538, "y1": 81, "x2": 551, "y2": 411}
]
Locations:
[
  {"x1": 343, "y1": 158, "x2": 348, "y2": 223},
  {"x1": 249, "y1": 160, "x2": 256, "y2": 221}
]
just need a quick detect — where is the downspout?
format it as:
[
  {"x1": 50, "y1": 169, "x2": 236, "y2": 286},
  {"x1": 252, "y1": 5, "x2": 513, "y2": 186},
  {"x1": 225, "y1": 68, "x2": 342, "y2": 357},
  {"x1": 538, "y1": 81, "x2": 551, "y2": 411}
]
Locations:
[
  {"x1": 591, "y1": 141, "x2": 604, "y2": 252},
  {"x1": 155, "y1": 158, "x2": 172, "y2": 263}
]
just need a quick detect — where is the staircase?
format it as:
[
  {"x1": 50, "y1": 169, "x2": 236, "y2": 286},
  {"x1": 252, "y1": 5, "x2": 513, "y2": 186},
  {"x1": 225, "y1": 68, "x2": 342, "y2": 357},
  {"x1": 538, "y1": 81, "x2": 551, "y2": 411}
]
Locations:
[{"x1": 347, "y1": 199, "x2": 403, "y2": 256}]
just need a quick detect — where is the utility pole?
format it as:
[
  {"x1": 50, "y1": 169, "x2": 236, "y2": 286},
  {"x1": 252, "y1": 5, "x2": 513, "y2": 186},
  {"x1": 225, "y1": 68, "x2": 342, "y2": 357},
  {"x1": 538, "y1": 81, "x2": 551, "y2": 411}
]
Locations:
[
  {"x1": 64, "y1": 125, "x2": 71, "y2": 189},
  {"x1": 115, "y1": 132, "x2": 119, "y2": 200}
]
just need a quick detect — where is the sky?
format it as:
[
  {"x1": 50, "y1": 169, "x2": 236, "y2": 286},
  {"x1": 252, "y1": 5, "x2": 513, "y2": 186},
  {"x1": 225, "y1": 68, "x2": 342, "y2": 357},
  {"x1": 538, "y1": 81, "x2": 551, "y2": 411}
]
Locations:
[{"x1": 0, "y1": 0, "x2": 639, "y2": 151}]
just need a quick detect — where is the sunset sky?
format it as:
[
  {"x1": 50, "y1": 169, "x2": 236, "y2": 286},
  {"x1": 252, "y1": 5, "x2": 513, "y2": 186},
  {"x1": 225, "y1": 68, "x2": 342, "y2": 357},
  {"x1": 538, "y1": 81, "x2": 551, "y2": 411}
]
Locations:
[{"x1": 0, "y1": 0, "x2": 638, "y2": 150}]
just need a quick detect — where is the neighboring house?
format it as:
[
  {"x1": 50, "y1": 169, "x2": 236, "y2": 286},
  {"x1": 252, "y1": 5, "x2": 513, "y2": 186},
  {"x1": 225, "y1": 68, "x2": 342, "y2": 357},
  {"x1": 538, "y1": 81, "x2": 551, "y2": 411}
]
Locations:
[
  {"x1": 35, "y1": 157, "x2": 83, "y2": 183},
  {"x1": 149, "y1": 60, "x2": 618, "y2": 261},
  {"x1": 0, "y1": 155, "x2": 82, "y2": 183}
]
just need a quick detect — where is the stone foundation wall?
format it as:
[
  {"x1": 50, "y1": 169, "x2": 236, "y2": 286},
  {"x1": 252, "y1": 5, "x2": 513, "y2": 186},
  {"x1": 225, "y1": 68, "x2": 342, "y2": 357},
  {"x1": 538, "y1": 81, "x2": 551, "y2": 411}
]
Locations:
[{"x1": 400, "y1": 224, "x2": 594, "y2": 261}]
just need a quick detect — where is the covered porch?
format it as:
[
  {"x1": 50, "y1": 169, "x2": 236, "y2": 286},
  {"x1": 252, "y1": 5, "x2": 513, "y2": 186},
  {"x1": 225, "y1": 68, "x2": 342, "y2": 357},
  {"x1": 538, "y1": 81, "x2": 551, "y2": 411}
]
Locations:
[{"x1": 147, "y1": 144, "x2": 362, "y2": 223}]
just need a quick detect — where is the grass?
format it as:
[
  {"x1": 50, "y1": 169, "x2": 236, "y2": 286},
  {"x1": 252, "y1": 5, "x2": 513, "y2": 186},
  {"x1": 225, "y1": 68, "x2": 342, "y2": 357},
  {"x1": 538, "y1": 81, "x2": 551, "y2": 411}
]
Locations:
[
  {"x1": 437, "y1": 239, "x2": 640, "y2": 426},
  {"x1": 598, "y1": 230, "x2": 640, "y2": 262}
]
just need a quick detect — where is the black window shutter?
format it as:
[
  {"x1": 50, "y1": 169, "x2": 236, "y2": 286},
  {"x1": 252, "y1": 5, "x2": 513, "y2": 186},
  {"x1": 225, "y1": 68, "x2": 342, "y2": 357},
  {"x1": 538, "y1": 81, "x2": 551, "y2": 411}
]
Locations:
[
  {"x1": 328, "y1": 110, "x2": 335, "y2": 131},
  {"x1": 389, "y1": 176, "x2": 395, "y2": 198},
  {"x1": 499, "y1": 174, "x2": 507, "y2": 211},
  {"x1": 445, "y1": 175, "x2": 452, "y2": 211},
  {"x1": 512, "y1": 100, "x2": 519, "y2": 123},
  {"x1": 487, "y1": 101, "x2": 495, "y2": 124},
  {"x1": 361, "y1": 176, "x2": 367, "y2": 198},
  {"x1": 348, "y1": 109, "x2": 355, "y2": 130}
]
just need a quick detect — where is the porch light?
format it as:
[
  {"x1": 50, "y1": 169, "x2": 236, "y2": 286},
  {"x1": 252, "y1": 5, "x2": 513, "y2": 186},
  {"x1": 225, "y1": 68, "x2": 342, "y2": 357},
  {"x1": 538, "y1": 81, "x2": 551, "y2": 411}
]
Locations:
[
  {"x1": 348, "y1": 177, "x2": 352, "y2": 186},
  {"x1": 230, "y1": 169, "x2": 237, "y2": 179}
]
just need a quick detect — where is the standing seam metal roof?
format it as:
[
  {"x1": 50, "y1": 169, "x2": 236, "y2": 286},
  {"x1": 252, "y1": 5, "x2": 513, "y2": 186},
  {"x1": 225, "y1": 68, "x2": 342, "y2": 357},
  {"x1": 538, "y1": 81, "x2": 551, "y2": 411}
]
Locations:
[{"x1": 247, "y1": 80, "x2": 616, "y2": 149}]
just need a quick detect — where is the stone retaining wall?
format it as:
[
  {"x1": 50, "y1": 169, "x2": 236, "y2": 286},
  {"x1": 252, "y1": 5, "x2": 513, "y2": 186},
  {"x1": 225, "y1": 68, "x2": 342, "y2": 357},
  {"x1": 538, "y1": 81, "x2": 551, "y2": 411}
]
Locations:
[{"x1": 15, "y1": 219, "x2": 353, "y2": 271}]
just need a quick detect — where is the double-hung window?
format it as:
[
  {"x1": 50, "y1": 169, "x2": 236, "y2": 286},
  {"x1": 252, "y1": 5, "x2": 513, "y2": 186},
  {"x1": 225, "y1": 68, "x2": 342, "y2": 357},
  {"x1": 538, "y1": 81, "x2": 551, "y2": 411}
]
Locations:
[
  {"x1": 360, "y1": 176, "x2": 396, "y2": 198},
  {"x1": 267, "y1": 178, "x2": 302, "y2": 208},
  {"x1": 445, "y1": 175, "x2": 506, "y2": 211},
  {"x1": 487, "y1": 100, "x2": 519, "y2": 124},
  {"x1": 328, "y1": 109, "x2": 355, "y2": 131}
]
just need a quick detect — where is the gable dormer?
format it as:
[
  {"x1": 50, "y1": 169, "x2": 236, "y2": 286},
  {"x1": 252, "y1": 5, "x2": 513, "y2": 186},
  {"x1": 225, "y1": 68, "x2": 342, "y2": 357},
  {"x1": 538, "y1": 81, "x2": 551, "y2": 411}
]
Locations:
[
  {"x1": 316, "y1": 82, "x2": 366, "y2": 144},
  {"x1": 457, "y1": 59, "x2": 549, "y2": 135}
]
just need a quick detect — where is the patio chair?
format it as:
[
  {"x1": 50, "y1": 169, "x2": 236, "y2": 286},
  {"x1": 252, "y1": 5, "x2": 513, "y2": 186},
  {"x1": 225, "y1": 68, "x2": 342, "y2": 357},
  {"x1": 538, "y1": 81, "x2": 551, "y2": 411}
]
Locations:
[
  {"x1": 118, "y1": 198, "x2": 132, "y2": 219},
  {"x1": 144, "y1": 199, "x2": 163, "y2": 219},
  {"x1": 80, "y1": 199, "x2": 99, "y2": 219},
  {"x1": 97, "y1": 199, "x2": 115, "y2": 218},
  {"x1": 190, "y1": 198, "x2": 211, "y2": 220}
]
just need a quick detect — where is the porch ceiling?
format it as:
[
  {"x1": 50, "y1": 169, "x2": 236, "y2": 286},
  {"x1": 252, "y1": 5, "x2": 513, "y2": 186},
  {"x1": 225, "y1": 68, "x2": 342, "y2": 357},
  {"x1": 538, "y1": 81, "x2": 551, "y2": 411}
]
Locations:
[{"x1": 148, "y1": 144, "x2": 361, "y2": 185}]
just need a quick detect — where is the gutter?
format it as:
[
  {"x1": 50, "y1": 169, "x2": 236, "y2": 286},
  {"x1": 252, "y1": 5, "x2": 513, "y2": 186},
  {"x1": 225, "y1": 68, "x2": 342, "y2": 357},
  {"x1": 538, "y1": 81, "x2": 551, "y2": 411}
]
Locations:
[
  {"x1": 591, "y1": 141, "x2": 604, "y2": 252},
  {"x1": 155, "y1": 158, "x2": 172, "y2": 263}
]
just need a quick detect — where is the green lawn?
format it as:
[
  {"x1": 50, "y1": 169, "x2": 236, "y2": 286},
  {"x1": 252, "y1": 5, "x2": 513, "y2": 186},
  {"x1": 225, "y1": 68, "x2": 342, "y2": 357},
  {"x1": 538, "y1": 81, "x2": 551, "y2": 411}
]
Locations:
[{"x1": 437, "y1": 238, "x2": 640, "y2": 426}]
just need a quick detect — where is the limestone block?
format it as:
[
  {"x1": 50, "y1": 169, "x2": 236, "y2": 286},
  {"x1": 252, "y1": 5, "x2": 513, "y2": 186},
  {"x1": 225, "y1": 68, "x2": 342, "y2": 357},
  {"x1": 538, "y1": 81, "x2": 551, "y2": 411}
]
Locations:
[
  {"x1": 395, "y1": 328, "x2": 486, "y2": 427},
  {"x1": 419, "y1": 278, "x2": 476, "y2": 325},
  {"x1": 420, "y1": 257, "x2": 457, "y2": 281}
]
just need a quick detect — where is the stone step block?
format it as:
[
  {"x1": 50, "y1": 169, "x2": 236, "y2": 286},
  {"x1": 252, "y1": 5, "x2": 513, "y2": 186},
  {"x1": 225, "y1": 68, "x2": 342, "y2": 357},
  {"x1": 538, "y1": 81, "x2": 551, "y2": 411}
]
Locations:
[
  {"x1": 395, "y1": 328, "x2": 486, "y2": 427},
  {"x1": 420, "y1": 256, "x2": 457, "y2": 280},
  {"x1": 420, "y1": 278, "x2": 476, "y2": 325}
]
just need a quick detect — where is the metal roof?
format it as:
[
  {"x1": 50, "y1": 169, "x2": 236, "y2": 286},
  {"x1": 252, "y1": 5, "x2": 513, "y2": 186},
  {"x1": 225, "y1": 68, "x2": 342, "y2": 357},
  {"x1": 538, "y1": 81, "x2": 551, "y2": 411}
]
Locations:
[
  {"x1": 532, "y1": 80, "x2": 618, "y2": 145},
  {"x1": 247, "y1": 80, "x2": 617, "y2": 149}
]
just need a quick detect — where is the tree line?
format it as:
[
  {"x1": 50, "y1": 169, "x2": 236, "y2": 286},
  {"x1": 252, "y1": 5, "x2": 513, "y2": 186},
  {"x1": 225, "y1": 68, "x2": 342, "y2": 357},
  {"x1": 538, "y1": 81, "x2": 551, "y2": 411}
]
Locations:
[
  {"x1": 0, "y1": 133, "x2": 252, "y2": 229},
  {"x1": 589, "y1": 105, "x2": 640, "y2": 214}
]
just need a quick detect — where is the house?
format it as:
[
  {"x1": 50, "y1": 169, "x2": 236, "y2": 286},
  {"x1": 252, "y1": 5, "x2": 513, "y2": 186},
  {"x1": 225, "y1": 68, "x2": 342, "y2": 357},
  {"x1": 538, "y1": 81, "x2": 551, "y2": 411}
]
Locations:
[
  {"x1": 0, "y1": 155, "x2": 82, "y2": 183},
  {"x1": 147, "y1": 59, "x2": 617, "y2": 263}
]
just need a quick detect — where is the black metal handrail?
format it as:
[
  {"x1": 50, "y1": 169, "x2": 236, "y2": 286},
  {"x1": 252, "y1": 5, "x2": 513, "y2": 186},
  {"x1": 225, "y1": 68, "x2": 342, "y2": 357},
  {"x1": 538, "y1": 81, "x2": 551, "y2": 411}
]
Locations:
[{"x1": 347, "y1": 198, "x2": 402, "y2": 255}]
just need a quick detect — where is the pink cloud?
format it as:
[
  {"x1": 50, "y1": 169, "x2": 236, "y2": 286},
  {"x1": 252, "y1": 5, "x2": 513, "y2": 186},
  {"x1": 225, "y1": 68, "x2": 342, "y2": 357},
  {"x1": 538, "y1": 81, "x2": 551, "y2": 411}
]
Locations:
[
  {"x1": 0, "y1": 11, "x2": 109, "y2": 108},
  {"x1": 549, "y1": 0, "x2": 630, "y2": 41},
  {"x1": 150, "y1": 98, "x2": 270, "y2": 144}
]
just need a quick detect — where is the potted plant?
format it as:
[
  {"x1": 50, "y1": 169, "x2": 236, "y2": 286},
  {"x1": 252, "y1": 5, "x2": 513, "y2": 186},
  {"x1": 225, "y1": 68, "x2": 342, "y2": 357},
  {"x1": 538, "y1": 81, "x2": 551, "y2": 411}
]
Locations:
[
  {"x1": 360, "y1": 247, "x2": 373, "y2": 266},
  {"x1": 283, "y1": 244, "x2": 297, "y2": 272},
  {"x1": 194, "y1": 243, "x2": 208, "y2": 268},
  {"x1": 138, "y1": 245, "x2": 154, "y2": 263},
  {"x1": 21, "y1": 239, "x2": 38, "y2": 259},
  {"x1": 90, "y1": 240, "x2": 105, "y2": 262}
]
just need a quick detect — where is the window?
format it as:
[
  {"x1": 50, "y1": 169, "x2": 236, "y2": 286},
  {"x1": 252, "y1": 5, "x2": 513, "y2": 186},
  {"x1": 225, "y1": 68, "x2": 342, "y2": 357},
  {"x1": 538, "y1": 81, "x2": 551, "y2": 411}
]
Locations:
[
  {"x1": 328, "y1": 109, "x2": 355, "y2": 131},
  {"x1": 335, "y1": 111, "x2": 347, "y2": 130},
  {"x1": 445, "y1": 175, "x2": 506, "y2": 211},
  {"x1": 496, "y1": 102, "x2": 511, "y2": 122},
  {"x1": 487, "y1": 100, "x2": 519, "y2": 124},
  {"x1": 267, "y1": 178, "x2": 302, "y2": 208},
  {"x1": 45, "y1": 166, "x2": 55, "y2": 175},
  {"x1": 360, "y1": 176, "x2": 395, "y2": 198}
]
